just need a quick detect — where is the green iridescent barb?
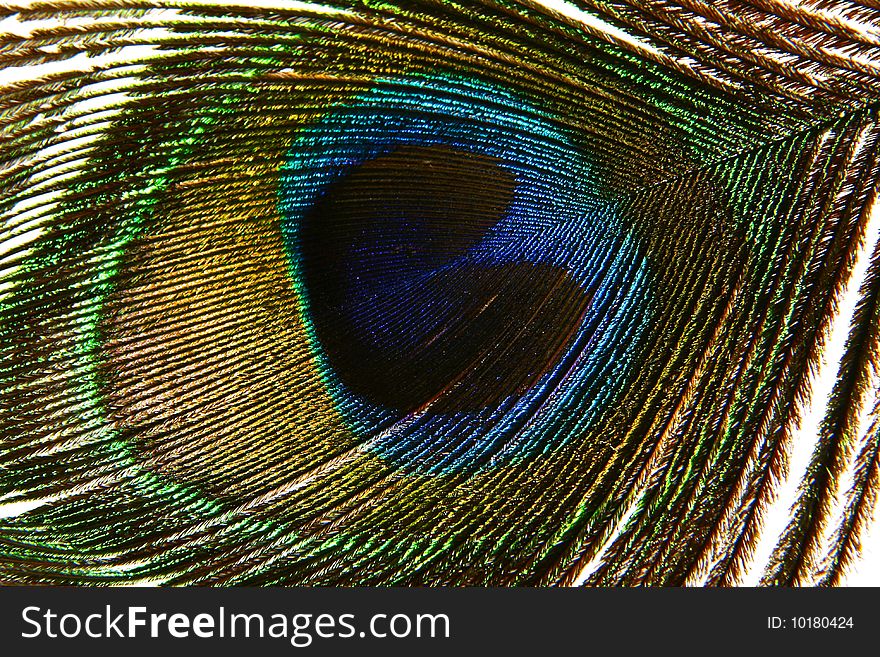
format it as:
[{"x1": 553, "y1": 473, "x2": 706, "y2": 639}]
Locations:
[{"x1": 1, "y1": 0, "x2": 879, "y2": 586}]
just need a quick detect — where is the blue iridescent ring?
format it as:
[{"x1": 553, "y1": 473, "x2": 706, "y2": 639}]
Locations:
[{"x1": 279, "y1": 76, "x2": 651, "y2": 474}]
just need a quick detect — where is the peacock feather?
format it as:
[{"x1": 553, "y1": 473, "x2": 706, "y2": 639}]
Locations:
[{"x1": 1, "y1": 0, "x2": 879, "y2": 586}]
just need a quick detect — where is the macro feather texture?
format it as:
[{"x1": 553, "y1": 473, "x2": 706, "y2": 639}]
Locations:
[{"x1": 0, "y1": 0, "x2": 879, "y2": 586}]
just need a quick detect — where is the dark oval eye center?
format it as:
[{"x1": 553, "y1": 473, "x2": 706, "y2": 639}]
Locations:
[{"x1": 298, "y1": 144, "x2": 593, "y2": 415}]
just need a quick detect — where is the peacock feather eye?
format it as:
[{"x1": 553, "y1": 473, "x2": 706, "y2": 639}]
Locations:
[
  {"x1": 279, "y1": 76, "x2": 651, "y2": 472},
  {"x1": 1, "y1": 0, "x2": 879, "y2": 587}
]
